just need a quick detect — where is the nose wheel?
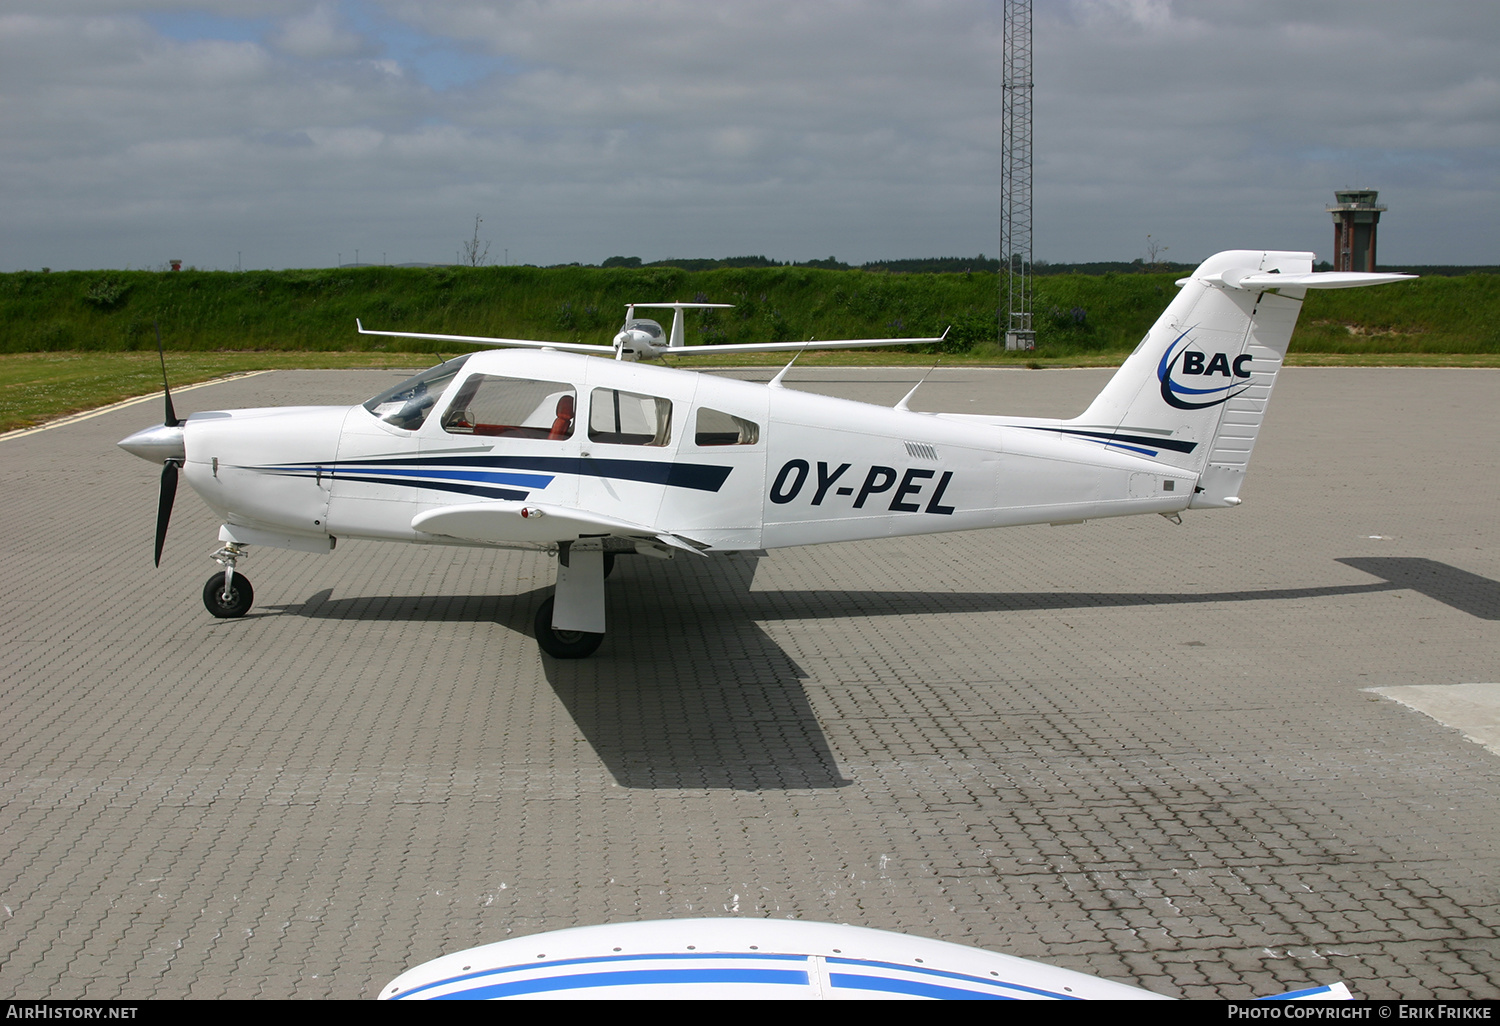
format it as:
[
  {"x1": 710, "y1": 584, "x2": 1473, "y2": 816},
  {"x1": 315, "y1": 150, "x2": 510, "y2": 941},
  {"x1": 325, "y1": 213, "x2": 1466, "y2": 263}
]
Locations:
[
  {"x1": 203, "y1": 570, "x2": 254, "y2": 618},
  {"x1": 202, "y1": 542, "x2": 253, "y2": 618}
]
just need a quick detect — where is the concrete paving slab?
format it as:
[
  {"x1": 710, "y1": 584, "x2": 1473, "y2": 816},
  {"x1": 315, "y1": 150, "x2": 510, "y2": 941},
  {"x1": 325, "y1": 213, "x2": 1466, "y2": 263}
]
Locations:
[
  {"x1": 1, "y1": 365, "x2": 1497, "y2": 1000},
  {"x1": 1370, "y1": 684, "x2": 1500, "y2": 757}
]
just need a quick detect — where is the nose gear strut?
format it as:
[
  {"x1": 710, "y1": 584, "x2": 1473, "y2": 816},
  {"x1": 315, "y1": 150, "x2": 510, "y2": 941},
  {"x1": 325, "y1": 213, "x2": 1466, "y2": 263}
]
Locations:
[{"x1": 203, "y1": 542, "x2": 254, "y2": 618}]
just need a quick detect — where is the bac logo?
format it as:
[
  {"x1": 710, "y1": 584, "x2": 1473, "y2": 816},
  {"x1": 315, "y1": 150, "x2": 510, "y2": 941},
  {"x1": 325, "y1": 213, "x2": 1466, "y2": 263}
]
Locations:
[
  {"x1": 1158, "y1": 329, "x2": 1253, "y2": 411},
  {"x1": 769, "y1": 460, "x2": 956, "y2": 516}
]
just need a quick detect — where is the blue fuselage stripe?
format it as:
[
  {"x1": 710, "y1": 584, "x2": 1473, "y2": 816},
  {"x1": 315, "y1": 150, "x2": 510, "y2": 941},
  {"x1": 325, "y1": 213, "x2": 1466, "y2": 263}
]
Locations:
[
  {"x1": 393, "y1": 950, "x2": 807, "y2": 1000},
  {"x1": 828, "y1": 972, "x2": 1011, "y2": 999},
  {"x1": 427, "y1": 967, "x2": 809, "y2": 999},
  {"x1": 333, "y1": 455, "x2": 733, "y2": 492},
  {"x1": 825, "y1": 956, "x2": 1079, "y2": 999},
  {"x1": 1017, "y1": 426, "x2": 1197, "y2": 455},
  {"x1": 333, "y1": 475, "x2": 529, "y2": 502},
  {"x1": 336, "y1": 466, "x2": 553, "y2": 488}
]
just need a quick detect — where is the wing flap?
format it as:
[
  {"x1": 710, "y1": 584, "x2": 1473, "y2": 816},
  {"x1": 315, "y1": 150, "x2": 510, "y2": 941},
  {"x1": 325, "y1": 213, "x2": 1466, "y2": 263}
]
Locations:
[{"x1": 413, "y1": 501, "x2": 652, "y2": 544}]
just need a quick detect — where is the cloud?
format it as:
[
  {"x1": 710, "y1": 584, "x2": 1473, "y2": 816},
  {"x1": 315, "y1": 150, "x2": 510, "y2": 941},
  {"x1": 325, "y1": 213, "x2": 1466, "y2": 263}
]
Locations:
[
  {"x1": 1, "y1": 1, "x2": 1496, "y2": 271},
  {"x1": 270, "y1": 2, "x2": 369, "y2": 59}
]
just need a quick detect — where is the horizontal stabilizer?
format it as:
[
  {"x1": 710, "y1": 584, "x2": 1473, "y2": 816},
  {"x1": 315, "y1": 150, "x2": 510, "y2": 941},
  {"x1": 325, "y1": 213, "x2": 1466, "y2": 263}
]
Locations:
[
  {"x1": 629, "y1": 303, "x2": 735, "y2": 311},
  {"x1": 1185, "y1": 269, "x2": 1416, "y2": 291}
]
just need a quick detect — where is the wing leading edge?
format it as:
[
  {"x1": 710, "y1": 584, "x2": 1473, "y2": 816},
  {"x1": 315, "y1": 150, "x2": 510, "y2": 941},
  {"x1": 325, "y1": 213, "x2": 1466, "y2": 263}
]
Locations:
[{"x1": 356, "y1": 319, "x2": 616, "y2": 356}]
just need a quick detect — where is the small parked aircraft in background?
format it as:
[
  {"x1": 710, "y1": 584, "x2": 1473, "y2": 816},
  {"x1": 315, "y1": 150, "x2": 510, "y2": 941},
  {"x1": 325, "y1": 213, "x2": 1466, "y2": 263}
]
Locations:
[
  {"x1": 353, "y1": 300, "x2": 949, "y2": 363},
  {"x1": 119, "y1": 252, "x2": 1411, "y2": 657},
  {"x1": 379, "y1": 917, "x2": 1353, "y2": 1000}
]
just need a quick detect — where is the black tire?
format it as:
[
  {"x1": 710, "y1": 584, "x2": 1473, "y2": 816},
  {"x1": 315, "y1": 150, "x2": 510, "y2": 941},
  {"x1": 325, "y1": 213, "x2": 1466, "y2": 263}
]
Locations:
[
  {"x1": 203, "y1": 571, "x2": 253, "y2": 618},
  {"x1": 533, "y1": 596, "x2": 604, "y2": 658},
  {"x1": 603, "y1": 551, "x2": 616, "y2": 579}
]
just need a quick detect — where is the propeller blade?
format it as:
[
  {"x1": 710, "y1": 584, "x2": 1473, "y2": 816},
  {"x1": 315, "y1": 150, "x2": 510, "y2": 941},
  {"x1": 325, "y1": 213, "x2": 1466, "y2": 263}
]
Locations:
[
  {"x1": 154, "y1": 460, "x2": 178, "y2": 567},
  {"x1": 156, "y1": 321, "x2": 180, "y2": 428}
]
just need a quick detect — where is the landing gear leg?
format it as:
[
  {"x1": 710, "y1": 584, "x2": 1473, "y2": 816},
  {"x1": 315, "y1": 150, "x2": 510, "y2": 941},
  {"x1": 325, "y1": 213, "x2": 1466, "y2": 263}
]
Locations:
[
  {"x1": 203, "y1": 543, "x2": 253, "y2": 618},
  {"x1": 535, "y1": 542, "x2": 605, "y2": 658},
  {"x1": 533, "y1": 597, "x2": 604, "y2": 659}
]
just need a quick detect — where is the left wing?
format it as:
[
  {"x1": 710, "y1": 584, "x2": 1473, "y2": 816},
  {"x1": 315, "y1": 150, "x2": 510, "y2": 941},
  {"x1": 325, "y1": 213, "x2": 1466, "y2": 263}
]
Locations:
[
  {"x1": 660, "y1": 328, "x2": 949, "y2": 356},
  {"x1": 356, "y1": 319, "x2": 616, "y2": 356},
  {"x1": 356, "y1": 319, "x2": 948, "y2": 358}
]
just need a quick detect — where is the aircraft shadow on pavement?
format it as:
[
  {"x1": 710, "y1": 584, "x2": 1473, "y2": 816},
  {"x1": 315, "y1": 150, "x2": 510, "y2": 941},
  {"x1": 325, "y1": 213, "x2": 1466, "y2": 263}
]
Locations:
[
  {"x1": 537, "y1": 555, "x2": 851, "y2": 791},
  {"x1": 1338, "y1": 557, "x2": 1500, "y2": 620},
  {"x1": 269, "y1": 560, "x2": 1418, "y2": 791},
  {"x1": 271, "y1": 559, "x2": 847, "y2": 791}
]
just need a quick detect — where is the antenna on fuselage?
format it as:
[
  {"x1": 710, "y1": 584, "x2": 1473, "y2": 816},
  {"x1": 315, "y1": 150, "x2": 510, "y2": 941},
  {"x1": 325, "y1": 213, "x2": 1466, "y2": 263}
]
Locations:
[
  {"x1": 895, "y1": 358, "x2": 943, "y2": 412},
  {"x1": 767, "y1": 352, "x2": 800, "y2": 389},
  {"x1": 768, "y1": 335, "x2": 818, "y2": 389}
]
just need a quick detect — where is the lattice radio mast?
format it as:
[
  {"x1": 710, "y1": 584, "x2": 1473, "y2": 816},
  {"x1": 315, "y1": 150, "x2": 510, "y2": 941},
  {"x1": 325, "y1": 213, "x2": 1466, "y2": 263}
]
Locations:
[{"x1": 1000, "y1": 0, "x2": 1035, "y2": 350}]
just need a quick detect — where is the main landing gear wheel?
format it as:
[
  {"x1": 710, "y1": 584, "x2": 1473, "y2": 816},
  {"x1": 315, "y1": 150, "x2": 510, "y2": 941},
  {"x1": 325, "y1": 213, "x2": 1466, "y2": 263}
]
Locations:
[
  {"x1": 203, "y1": 571, "x2": 254, "y2": 618},
  {"x1": 533, "y1": 596, "x2": 604, "y2": 659}
]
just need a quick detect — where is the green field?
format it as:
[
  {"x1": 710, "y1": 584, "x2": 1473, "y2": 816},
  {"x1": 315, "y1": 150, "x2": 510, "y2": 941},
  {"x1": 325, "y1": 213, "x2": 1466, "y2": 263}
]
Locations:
[
  {"x1": 2, "y1": 265, "x2": 1496, "y2": 433},
  {"x1": 6, "y1": 264, "x2": 1496, "y2": 357}
]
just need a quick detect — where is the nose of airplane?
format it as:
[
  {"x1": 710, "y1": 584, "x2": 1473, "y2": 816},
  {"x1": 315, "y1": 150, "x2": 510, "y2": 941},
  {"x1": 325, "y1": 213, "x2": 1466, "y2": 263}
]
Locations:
[{"x1": 118, "y1": 422, "x2": 186, "y2": 463}]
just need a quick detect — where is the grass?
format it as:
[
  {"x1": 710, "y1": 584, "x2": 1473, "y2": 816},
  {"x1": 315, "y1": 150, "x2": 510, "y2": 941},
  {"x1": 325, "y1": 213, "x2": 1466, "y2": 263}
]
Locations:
[
  {"x1": 8, "y1": 265, "x2": 1494, "y2": 358},
  {"x1": 0, "y1": 351, "x2": 421, "y2": 433}
]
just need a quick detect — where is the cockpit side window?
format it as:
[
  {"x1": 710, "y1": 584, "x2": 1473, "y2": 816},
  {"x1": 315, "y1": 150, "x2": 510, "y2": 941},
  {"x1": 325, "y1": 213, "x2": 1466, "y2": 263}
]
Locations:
[
  {"x1": 362, "y1": 356, "x2": 471, "y2": 431},
  {"x1": 441, "y1": 374, "x2": 577, "y2": 440},
  {"x1": 588, "y1": 388, "x2": 672, "y2": 446},
  {"x1": 694, "y1": 407, "x2": 760, "y2": 446}
]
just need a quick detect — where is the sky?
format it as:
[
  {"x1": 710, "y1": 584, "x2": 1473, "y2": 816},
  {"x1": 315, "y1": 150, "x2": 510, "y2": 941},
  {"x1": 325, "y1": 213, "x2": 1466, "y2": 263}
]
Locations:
[{"x1": 3, "y1": 0, "x2": 1497, "y2": 271}]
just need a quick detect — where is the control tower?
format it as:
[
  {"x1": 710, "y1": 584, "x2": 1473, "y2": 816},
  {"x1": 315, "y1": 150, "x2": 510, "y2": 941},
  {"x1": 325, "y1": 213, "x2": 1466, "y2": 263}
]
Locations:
[{"x1": 1326, "y1": 189, "x2": 1386, "y2": 272}]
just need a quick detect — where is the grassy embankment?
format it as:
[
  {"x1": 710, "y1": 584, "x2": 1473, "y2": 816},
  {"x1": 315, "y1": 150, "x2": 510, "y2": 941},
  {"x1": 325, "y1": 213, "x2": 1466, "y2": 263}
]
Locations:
[{"x1": 2, "y1": 265, "x2": 1496, "y2": 432}]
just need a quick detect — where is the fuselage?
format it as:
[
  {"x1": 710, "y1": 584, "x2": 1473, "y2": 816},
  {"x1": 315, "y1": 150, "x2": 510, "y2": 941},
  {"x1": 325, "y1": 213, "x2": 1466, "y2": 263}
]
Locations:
[{"x1": 177, "y1": 349, "x2": 1195, "y2": 554}]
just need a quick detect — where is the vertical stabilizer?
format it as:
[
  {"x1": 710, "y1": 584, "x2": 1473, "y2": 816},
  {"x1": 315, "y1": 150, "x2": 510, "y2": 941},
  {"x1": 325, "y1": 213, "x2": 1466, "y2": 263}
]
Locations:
[{"x1": 1067, "y1": 251, "x2": 1412, "y2": 508}]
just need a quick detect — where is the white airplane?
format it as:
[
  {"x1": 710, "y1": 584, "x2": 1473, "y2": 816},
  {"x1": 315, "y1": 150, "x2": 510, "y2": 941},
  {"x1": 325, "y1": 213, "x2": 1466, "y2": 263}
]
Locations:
[
  {"x1": 379, "y1": 917, "x2": 1353, "y2": 1000},
  {"x1": 353, "y1": 300, "x2": 951, "y2": 363},
  {"x1": 118, "y1": 251, "x2": 1412, "y2": 658}
]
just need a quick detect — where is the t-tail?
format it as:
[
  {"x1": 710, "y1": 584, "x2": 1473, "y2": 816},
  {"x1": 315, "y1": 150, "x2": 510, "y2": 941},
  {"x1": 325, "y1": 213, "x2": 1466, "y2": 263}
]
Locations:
[{"x1": 1062, "y1": 250, "x2": 1412, "y2": 507}]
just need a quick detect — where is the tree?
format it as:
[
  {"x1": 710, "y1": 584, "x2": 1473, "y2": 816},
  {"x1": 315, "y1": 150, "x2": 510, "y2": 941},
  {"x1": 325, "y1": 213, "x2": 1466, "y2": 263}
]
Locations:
[
  {"x1": 1145, "y1": 234, "x2": 1169, "y2": 270},
  {"x1": 462, "y1": 215, "x2": 491, "y2": 267}
]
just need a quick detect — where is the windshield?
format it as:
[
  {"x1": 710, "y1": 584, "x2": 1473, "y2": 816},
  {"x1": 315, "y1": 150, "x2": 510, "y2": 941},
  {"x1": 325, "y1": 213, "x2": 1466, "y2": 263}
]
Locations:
[
  {"x1": 625, "y1": 319, "x2": 664, "y2": 339},
  {"x1": 362, "y1": 355, "x2": 471, "y2": 431}
]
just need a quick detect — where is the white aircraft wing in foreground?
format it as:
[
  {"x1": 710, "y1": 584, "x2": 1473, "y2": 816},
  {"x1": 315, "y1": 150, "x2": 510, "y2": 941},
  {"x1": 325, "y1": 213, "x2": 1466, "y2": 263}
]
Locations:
[{"x1": 379, "y1": 918, "x2": 1353, "y2": 1000}]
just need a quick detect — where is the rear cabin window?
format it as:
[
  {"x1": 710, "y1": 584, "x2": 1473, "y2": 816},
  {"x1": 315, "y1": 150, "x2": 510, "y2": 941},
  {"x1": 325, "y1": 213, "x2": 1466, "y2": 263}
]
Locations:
[
  {"x1": 588, "y1": 388, "x2": 672, "y2": 446},
  {"x1": 441, "y1": 375, "x2": 577, "y2": 440},
  {"x1": 694, "y1": 407, "x2": 760, "y2": 446}
]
